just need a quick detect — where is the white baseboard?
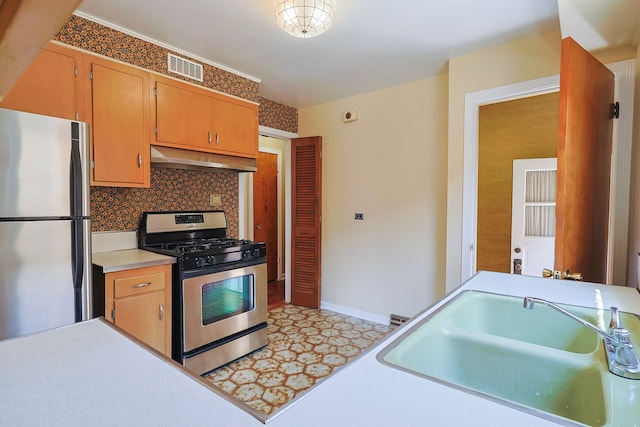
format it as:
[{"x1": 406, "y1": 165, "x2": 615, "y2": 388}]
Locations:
[{"x1": 319, "y1": 301, "x2": 390, "y2": 326}]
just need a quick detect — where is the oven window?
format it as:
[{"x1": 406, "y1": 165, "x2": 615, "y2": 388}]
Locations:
[{"x1": 201, "y1": 274, "x2": 255, "y2": 325}]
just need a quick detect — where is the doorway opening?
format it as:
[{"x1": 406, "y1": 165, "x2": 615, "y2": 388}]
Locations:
[
  {"x1": 476, "y1": 92, "x2": 559, "y2": 276},
  {"x1": 254, "y1": 136, "x2": 286, "y2": 308},
  {"x1": 461, "y1": 59, "x2": 634, "y2": 286}
]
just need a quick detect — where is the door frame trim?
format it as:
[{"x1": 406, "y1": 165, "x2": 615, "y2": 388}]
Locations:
[{"x1": 461, "y1": 59, "x2": 634, "y2": 286}]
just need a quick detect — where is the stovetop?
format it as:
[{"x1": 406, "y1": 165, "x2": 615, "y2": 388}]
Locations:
[
  {"x1": 138, "y1": 211, "x2": 266, "y2": 271},
  {"x1": 146, "y1": 238, "x2": 257, "y2": 256}
]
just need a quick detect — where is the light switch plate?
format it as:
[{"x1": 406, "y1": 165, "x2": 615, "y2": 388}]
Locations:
[{"x1": 210, "y1": 193, "x2": 222, "y2": 206}]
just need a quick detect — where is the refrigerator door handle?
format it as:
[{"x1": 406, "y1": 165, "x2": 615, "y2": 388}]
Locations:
[
  {"x1": 69, "y1": 122, "x2": 85, "y2": 218},
  {"x1": 71, "y1": 219, "x2": 84, "y2": 322}
]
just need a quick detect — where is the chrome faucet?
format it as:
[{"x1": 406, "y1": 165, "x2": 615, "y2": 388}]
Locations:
[{"x1": 524, "y1": 296, "x2": 640, "y2": 380}]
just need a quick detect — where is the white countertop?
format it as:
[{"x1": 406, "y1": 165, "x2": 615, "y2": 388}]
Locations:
[
  {"x1": 2, "y1": 271, "x2": 639, "y2": 426},
  {"x1": 92, "y1": 248, "x2": 175, "y2": 272}
]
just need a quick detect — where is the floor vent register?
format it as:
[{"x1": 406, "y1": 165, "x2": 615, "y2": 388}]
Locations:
[{"x1": 389, "y1": 314, "x2": 409, "y2": 328}]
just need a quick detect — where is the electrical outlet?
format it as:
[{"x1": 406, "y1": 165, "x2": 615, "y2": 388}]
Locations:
[
  {"x1": 210, "y1": 193, "x2": 222, "y2": 206},
  {"x1": 354, "y1": 212, "x2": 364, "y2": 220}
]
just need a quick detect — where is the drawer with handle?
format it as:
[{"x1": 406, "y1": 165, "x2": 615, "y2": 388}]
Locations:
[{"x1": 114, "y1": 272, "x2": 165, "y2": 298}]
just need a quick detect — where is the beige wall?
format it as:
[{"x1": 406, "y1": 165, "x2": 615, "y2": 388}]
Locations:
[
  {"x1": 445, "y1": 27, "x2": 563, "y2": 291},
  {"x1": 298, "y1": 75, "x2": 449, "y2": 319}
]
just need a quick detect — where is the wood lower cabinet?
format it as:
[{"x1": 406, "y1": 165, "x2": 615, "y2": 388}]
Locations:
[
  {"x1": 93, "y1": 264, "x2": 172, "y2": 357},
  {"x1": 0, "y1": 42, "x2": 83, "y2": 121},
  {"x1": 84, "y1": 55, "x2": 150, "y2": 187},
  {"x1": 152, "y1": 76, "x2": 258, "y2": 158}
]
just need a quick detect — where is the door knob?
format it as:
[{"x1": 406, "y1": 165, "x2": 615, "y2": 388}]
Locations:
[{"x1": 255, "y1": 224, "x2": 261, "y2": 230}]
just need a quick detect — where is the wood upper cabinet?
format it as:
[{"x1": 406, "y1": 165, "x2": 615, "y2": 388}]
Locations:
[
  {"x1": 84, "y1": 55, "x2": 150, "y2": 187},
  {"x1": 155, "y1": 80, "x2": 212, "y2": 150},
  {"x1": 96, "y1": 264, "x2": 172, "y2": 357},
  {"x1": 211, "y1": 95, "x2": 259, "y2": 158},
  {"x1": 0, "y1": 42, "x2": 83, "y2": 121},
  {"x1": 152, "y1": 76, "x2": 258, "y2": 158}
]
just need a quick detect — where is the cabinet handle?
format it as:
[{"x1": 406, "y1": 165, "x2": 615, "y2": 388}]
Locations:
[
  {"x1": 137, "y1": 152, "x2": 142, "y2": 168},
  {"x1": 208, "y1": 131, "x2": 212, "y2": 144},
  {"x1": 216, "y1": 132, "x2": 219, "y2": 145},
  {"x1": 159, "y1": 304, "x2": 164, "y2": 320},
  {"x1": 131, "y1": 282, "x2": 151, "y2": 288}
]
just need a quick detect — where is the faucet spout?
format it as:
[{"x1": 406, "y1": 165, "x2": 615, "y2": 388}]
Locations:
[
  {"x1": 523, "y1": 296, "x2": 640, "y2": 380},
  {"x1": 523, "y1": 297, "x2": 618, "y2": 343}
]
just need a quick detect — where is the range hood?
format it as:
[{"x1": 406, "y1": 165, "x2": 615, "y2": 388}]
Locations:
[{"x1": 150, "y1": 145, "x2": 257, "y2": 172}]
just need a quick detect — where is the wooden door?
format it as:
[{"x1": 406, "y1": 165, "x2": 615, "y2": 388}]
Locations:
[
  {"x1": 291, "y1": 137, "x2": 322, "y2": 308},
  {"x1": 253, "y1": 151, "x2": 279, "y2": 281},
  {"x1": 86, "y1": 57, "x2": 149, "y2": 187},
  {"x1": 556, "y1": 37, "x2": 614, "y2": 283},
  {"x1": 0, "y1": 43, "x2": 83, "y2": 120}
]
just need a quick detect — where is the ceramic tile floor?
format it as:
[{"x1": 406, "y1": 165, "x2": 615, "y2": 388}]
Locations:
[{"x1": 203, "y1": 304, "x2": 393, "y2": 416}]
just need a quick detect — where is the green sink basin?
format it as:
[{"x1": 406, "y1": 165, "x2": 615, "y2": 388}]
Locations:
[
  {"x1": 377, "y1": 290, "x2": 640, "y2": 426},
  {"x1": 449, "y1": 291, "x2": 601, "y2": 353}
]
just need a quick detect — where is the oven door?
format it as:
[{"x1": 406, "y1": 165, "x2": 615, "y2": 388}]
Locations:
[{"x1": 182, "y1": 263, "x2": 267, "y2": 353}]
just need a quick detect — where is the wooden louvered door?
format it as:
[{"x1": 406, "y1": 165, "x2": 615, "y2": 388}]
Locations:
[{"x1": 291, "y1": 136, "x2": 322, "y2": 308}]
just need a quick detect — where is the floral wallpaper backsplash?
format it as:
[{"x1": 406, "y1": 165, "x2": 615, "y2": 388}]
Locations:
[
  {"x1": 55, "y1": 14, "x2": 298, "y2": 133},
  {"x1": 90, "y1": 168, "x2": 239, "y2": 238}
]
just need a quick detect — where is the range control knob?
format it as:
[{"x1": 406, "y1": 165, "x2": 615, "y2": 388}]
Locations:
[
  {"x1": 254, "y1": 248, "x2": 261, "y2": 258},
  {"x1": 207, "y1": 255, "x2": 216, "y2": 265},
  {"x1": 243, "y1": 250, "x2": 252, "y2": 259},
  {"x1": 194, "y1": 257, "x2": 206, "y2": 268}
]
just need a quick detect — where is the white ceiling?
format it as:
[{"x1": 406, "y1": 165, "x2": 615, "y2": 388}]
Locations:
[{"x1": 74, "y1": 0, "x2": 562, "y2": 108}]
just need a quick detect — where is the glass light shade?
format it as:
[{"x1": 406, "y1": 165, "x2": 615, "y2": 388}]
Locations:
[{"x1": 275, "y1": 0, "x2": 336, "y2": 38}]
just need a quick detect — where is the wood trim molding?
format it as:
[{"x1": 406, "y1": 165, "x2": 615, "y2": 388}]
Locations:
[
  {"x1": 460, "y1": 75, "x2": 559, "y2": 286},
  {"x1": 0, "y1": 0, "x2": 81, "y2": 99}
]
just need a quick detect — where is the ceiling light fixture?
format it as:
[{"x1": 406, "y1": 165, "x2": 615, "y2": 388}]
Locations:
[{"x1": 275, "y1": 0, "x2": 336, "y2": 38}]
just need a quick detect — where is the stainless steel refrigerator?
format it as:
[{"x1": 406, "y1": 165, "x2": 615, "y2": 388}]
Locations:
[{"x1": 0, "y1": 108, "x2": 91, "y2": 341}]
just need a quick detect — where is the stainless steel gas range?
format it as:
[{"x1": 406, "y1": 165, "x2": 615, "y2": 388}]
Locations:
[{"x1": 138, "y1": 211, "x2": 267, "y2": 375}]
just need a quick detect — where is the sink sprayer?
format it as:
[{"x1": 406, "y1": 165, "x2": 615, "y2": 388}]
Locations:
[{"x1": 523, "y1": 297, "x2": 640, "y2": 380}]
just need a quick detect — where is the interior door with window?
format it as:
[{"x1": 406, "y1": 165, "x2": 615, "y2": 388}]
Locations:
[{"x1": 511, "y1": 158, "x2": 557, "y2": 277}]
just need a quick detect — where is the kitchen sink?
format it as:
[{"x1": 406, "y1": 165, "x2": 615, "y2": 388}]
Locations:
[
  {"x1": 377, "y1": 290, "x2": 640, "y2": 426},
  {"x1": 448, "y1": 291, "x2": 601, "y2": 353}
]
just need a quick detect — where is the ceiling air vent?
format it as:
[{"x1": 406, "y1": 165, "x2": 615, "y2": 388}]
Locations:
[{"x1": 167, "y1": 53, "x2": 203, "y2": 82}]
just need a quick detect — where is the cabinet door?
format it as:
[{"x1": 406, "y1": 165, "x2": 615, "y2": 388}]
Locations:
[
  {"x1": 0, "y1": 43, "x2": 83, "y2": 120},
  {"x1": 211, "y1": 97, "x2": 258, "y2": 158},
  {"x1": 86, "y1": 56, "x2": 149, "y2": 187},
  {"x1": 114, "y1": 291, "x2": 166, "y2": 354},
  {"x1": 155, "y1": 80, "x2": 212, "y2": 149}
]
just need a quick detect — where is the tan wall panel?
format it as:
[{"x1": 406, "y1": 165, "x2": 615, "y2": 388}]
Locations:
[{"x1": 477, "y1": 92, "x2": 559, "y2": 273}]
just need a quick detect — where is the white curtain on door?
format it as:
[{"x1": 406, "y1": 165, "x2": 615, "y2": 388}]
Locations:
[{"x1": 524, "y1": 170, "x2": 556, "y2": 237}]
